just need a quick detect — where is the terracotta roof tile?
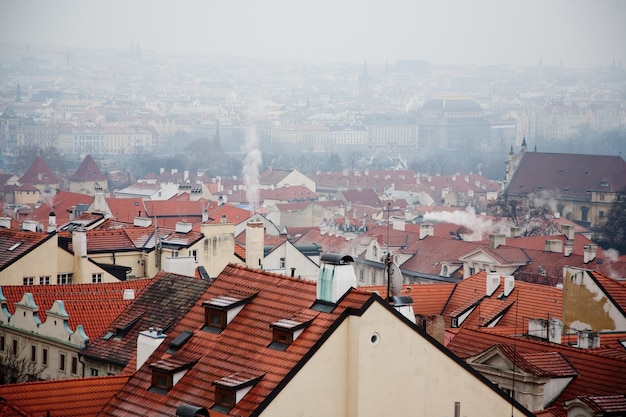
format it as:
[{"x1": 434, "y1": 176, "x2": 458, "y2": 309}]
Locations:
[
  {"x1": 0, "y1": 229, "x2": 55, "y2": 272},
  {"x1": 82, "y1": 272, "x2": 211, "y2": 368},
  {"x1": 17, "y1": 156, "x2": 59, "y2": 185},
  {"x1": 0, "y1": 375, "x2": 129, "y2": 417},
  {"x1": 68, "y1": 154, "x2": 107, "y2": 182},
  {"x1": 22, "y1": 191, "x2": 94, "y2": 226},
  {"x1": 0, "y1": 279, "x2": 152, "y2": 339},
  {"x1": 105, "y1": 197, "x2": 146, "y2": 222},
  {"x1": 99, "y1": 264, "x2": 376, "y2": 416},
  {"x1": 448, "y1": 328, "x2": 626, "y2": 410}
]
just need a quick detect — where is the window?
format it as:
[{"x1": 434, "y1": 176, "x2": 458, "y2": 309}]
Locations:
[
  {"x1": 204, "y1": 309, "x2": 226, "y2": 331},
  {"x1": 280, "y1": 257, "x2": 285, "y2": 269},
  {"x1": 92, "y1": 273, "x2": 102, "y2": 283},
  {"x1": 359, "y1": 269, "x2": 364, "y2": 282},
  {"x1": 599, "y1": 210, "x2": 605, "y2": 219},
  {"x1": 39, "y1": 276, "x2": 50, "y2": 285},
  {"x1": 57, "y1": 273, "x2": 73, "y2": 285},
  {"x1": 42, "y1": 348, "x2": 48, "y2": 365},
  {"x1": 12, "y1": 340, "x2": 18, "y2": 356},
  {"x1": 215, "y1": 387, "x2": 236, "y2": 410},
  {"x1": 0, "y1": 335, "x2": 4, "y2": 351},
  {"x1": 191, "y1": 249, "x2": 197, "y2": 262},
  {"x1": 59, "y1": 353, "x2": 66, "y2": 371},
  {"x1": 30, "y1": 345, "x2": 36, "y2": 362},
  {"x1": 599, "y1": 193, "x2": 605, "y2": 201},
  {"x1": 469, "y1": 267, "x2": 476, "y2": 276},
  {"x1": 71, "y1": 356, "x2": 78, "y2": 374},
  {"x1": 23, "y1": 276, "x2": 34, "y2": 286},
  {"x1": 272, "y1": 329, "x2": 293, "y2": 345},
  {"x1": 151, "y1": 369, "x2": 173, "y2": 391},
  {"x1": 451, "y1": 317, "x2": 459, "y2": 328},
  {"x1": 90, "y1": 368, "x2": 99, "y2": 376},
  {"x1": 370, "y1": 270, "x2": 376, "y2": 285}
]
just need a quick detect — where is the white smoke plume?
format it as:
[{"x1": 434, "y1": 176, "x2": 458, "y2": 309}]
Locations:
[
  {"x1": 241, "y1": 99, "x2": 266, "y2": 213},
  {"x1": 423, "y1": 206, "x2": 509, "y2": 238},
  {"x1": 604, "y1": 248, "x2": 620, "y2": 262}
]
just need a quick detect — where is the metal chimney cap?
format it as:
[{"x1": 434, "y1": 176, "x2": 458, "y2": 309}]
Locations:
[{"x1": 320, "y1": 253, "x2": 354, "y2": 265}]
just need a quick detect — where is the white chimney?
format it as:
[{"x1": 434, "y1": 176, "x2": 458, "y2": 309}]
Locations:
[
  {"x1": 548, "y1": 318, "x2": 563, "y2": 344},
  {"x1": 123, "y1": 289, "x2": 135, "y2": 300},
  {"x1": 246, "y1": 221, "x2": 265, "y2": 269},
  {"x1": 564, "y1": 240, "x2": 574, "y2": 257},
  {"x1": 510, "y1": 226, "x2": 521, "y2": 238},
  {"x1": 0, "y1": 217, "x2": 11, "y2": 229},
  {"x1": 137, "y1": 328, "x2": 166, "y2": 370},
  {"x1": 504, "y1": 275, "x2": 514, "y2": 296},
  {"x1": 202, "y1": 209, "x2": 208, "y2": 223},
  {"x1": 486, "y1": 272, "x2": 500, "y2": 296},
  {"x1": 317, "y1": 254, "x2": 357, "y2": 303},
  {"x1": 93, "y1": 189, "x2": 107, "y2": 213},
  {"x1": 420, "y1": 222, "x2": 434, "y2": 240},
  {"x1": 562, "y1": 224, "x2": 575, "y2": 240},
  {"x1": 577, "y1": 330, "x2": 600, "y2": 349},
  {"x1": 544, "y1": 239, "x2": 563, "y2": 253},
  {"x1": 528, "y1": 318, "x2": 548, "y2": 340},
  {"x1": 489, "y1": 234, "x2": 506, "y2": 249},
  {"x1": 583, "y1": 244, "x2": 597, "y2": 264},
  {"x1": 72, "y1": 228, "x2": 88, "y2": 258},
  {"x1": 184, "y1": 170, "x2": 189, "y2": 181},
  {"x1": 392, "y1": 217, "x2": 405, "y2": 231},
  {"x1": 176, "y1": 221, "x2": 193, "y2": 234},
  {"x1": 22, "y1": 220, "x2": 39, "y2": 232},
  {"x1": 134, "y1": 217, "x2": 152, "y2": 227}
]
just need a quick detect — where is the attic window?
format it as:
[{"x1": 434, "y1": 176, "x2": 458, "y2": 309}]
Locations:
[
  {"x1": 268, "y1": 311, "x2": 317, "y2": 351},
  {"x1": 149, "y1": 356, "x2": 198, "y2": 394},
  {"x1": 212, "y1": 371, "x2": 264, "y2": 413},
  {"x1": 202, "y1": 290, "x2": 257, "y2": 334},
  {"x1": 600, "y1": 181, "x2": 609, "y2": 187}
]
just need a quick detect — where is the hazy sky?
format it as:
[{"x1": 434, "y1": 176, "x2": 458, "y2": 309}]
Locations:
[{"x1": 1, "y1": 0, "x2": 624, "y2": 67}]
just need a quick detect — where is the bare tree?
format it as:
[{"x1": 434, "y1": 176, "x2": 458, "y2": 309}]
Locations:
[
  {"x1": 488, "y1": 192, "x2": 556, "y2": 236},
  {"x1": 0, "y1": 348, "x2": 46, "y2": 384}
]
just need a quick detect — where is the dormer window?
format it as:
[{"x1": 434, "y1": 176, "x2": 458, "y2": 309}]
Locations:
[
  {"x1": 212, "y1": 370, "x2": 264, "y2": 413},
  {"x1": 269, "y1": 311, "x2": 317, "y2": 351},
  {"x1": 202, "y1": 290, "x2": 257, "y2": 334},
  {"x1": 149, "y1": 356, "x2": 198, "y2": 394}
]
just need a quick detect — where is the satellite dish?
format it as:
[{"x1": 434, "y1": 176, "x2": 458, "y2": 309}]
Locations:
[{"x1": 388, "y1": 262, "x2": 403, "y2": 297}]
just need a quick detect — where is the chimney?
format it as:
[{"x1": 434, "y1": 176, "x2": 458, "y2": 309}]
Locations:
[
  {"x1": 0, "y1": 217, "x2": 11, "y2": 229},
  {"x1": 220, "y1": 214, "x2": 227, "y2": 224},
  {"x1": 548, "y1": 318, "x2": 563, "y2": 344},
  {"x1": 392, "y1": 216, "x2": 405, "y2": 231},
  {"x1": 93, "y1": 188, "x2": 107, "y2": 213},
  {"x1": 175, "y1": 221, "x2": 192, "y2": 234},
  {"x1": 577, "y1": 330, "x2": 600, "y2": 349},
  {"x1": 544, "y1": 239, "x2": 563, "y2": 253},
  {"x1": 562, "y1": 224, "x2": 575, "y2": 240},
  {"x1": 528, "y1": 318, "x2": 549, "y2": 340},
  {"x1": 47, "y1": 212, "x2": 57, "y2": 233},
  {"x1": 510, "y1": 226, "x2": 521, "y2": 238},
  {"x1": 202, "y1": 209, "x2": 208, "y2": 223},
  {"x1": 486, "y1": 272, "x2": 500, "y2": 296},
  {"x1": 160, "y1": 168, "x2": 165, "y2": 174},
  {"x1": 504, "y1": 275, "x2": 514, "y2": 296},
  {"x1": 22, "y1": 220, "x2": 39, "y2": 232},
  {"x1": 564, "y1": 240, "x2": 574, "y2": 257},
  {"x1": 246, "y1": 221, "x2": 265, "y2": 269},
  {"x1": 72, "y1": 228, "x2": 88, "y2": 258},
  {"x1": 137, "y1": 327, "x2": 166, "y2": 370},
  {"x1": 583, "y1": 244, "x2": 597, "y2": 264},
  {"x1": 183, "y1": 170, "x2": 189, "y2": 181},
  {"x1": 489, "y1": 234, "x2": 506, "y2": 249},
  {"x1": 420, "y1": 222, "x2": 434, "y2": 240},
  {"x1": 134, "y1": 216, "x2": 152, "y2": 227},
  {"x1": 317, "y1": 254, "x2": 357, "y2": 304}
]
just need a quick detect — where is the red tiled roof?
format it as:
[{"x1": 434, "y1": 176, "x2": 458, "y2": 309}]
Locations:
[
  {"x1": 68, "y1": 154, "x2": 107, "y2": 182},
  {"x1": 448, "y1": 327, "x2": 626, "y2": 409},
  {"x1": 0, "y1": 375, "x2": 129, "y2": 417},
  {"x1": 82, "y1": 272, "x2": 211, "y2": 368},
  {"x1": 206, "y1": 204, "x2": 252, "y2": 225},
  {"x1": 0, "y1": 279, "x2": 152, "y2": 339},
  {"x1": 105, "y1": 197, "x2": 146, "y2": 222},
  {"x1": 99, "y1": 264, "x2": 377, "y2": 416},
  {"x1": 0, "y1": 229, "x2": 55, "y2": 272},
  {"x1": 577, "y1": 395, "x2": 626, "y2": 413},
  {"x1": 22, "y1": 191, "x2": 94, "y2": 226},
  {"x1": 18, "y1": 156, "x2": 60, "y2": 185},
  {"x1": 338, "y1": 188, "x2": 381, "y2": 207},
  {"x1": 259, "y1": 185, "x2": 318, "y2": 203},
  {"x1": 144, "y1": 200, "x2": 205, "y2": 217},
  {"x1": 258, "y1": 168, "x2": 293, "y2": 185}
]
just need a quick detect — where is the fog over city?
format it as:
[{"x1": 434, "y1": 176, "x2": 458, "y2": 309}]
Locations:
[{"x1": 2, "y1": 0, "x2": 625, "y2": 67}]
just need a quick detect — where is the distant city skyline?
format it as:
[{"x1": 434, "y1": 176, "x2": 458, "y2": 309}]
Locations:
[{"x1": 1, "y1": 0, "x2": 625, "y2": 67}]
